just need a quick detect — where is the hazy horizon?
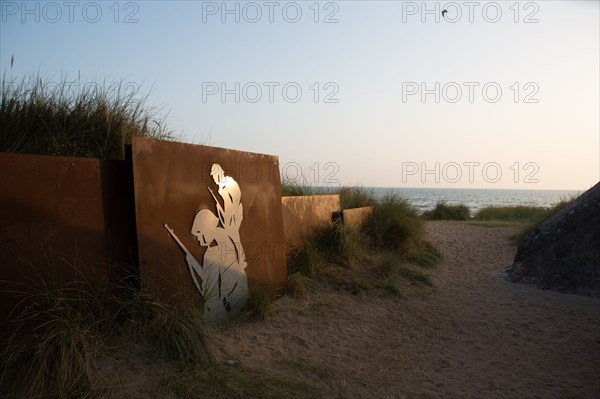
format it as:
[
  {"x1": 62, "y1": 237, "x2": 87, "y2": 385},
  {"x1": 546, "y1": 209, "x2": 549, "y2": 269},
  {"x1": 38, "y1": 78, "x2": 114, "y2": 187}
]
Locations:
[{"x1": 1, "y1": 0, "x2": 598, "y2": 190}]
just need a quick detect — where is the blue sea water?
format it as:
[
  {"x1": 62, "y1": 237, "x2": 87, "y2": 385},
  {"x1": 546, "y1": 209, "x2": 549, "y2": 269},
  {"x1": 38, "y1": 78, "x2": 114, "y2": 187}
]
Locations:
[{"x1": 367, "y1": 187, "x2": 581, "y2": 215}]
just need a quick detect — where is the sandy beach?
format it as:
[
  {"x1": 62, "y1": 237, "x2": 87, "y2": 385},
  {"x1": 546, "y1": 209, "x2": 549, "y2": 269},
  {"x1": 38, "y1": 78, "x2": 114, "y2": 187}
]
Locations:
[{"x1": 209, "y1": 221, "x2": 600, "y2": 398}]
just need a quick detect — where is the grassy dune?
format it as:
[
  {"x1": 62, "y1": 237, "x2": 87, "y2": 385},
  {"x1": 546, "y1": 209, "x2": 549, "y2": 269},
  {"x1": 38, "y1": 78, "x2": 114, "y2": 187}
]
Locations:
[
  {"x1": 1, "y1": 75, "x2": 176, "y2": 159},
  {"x1": 285, "y1": 186, "x2": 443, "y2": 300}
]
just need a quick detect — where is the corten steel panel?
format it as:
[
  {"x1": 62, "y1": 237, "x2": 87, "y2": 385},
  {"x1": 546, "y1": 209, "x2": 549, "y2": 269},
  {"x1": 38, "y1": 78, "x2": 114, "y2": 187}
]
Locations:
[
  {"x1": 0, "y1": 152, "x2": 135, "y2": 323},
  {"x1": 281, "y1": 195, "x2": 341, "y2": 247},
  {"x1": 131, "y1": 137, "x2": 286, "y2": 308},
  {"x1": 342, "y1": 206, "x2": 374, "y2": 230}
]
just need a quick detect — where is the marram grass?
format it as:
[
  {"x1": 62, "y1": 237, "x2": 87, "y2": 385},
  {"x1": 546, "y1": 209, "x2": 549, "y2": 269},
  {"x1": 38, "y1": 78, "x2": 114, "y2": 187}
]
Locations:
[
  {"x1": 0, "y1": 256, "x2": 213, "y2": 398},
  {"x1": 1, "y1": 74, "x2": 177, "y2": 159}
]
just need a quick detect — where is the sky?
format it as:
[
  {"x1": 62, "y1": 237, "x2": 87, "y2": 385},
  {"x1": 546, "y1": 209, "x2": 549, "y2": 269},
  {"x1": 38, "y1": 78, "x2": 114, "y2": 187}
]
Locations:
[{"x1": 1, "y1": 0, "x2": 598, "y2": 190}]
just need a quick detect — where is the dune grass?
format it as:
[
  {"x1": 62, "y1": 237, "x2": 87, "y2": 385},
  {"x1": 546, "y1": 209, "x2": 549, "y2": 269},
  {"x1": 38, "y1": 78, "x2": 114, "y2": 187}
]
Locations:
[
  {"x1": 144, "y1": 296, "x2": 214, "y2": 367},
  {"x1": 407, "y1": 241, "x2": 444, "y2": 267},
  {"x1": 507, "y1": 196, "x2": 577, "y2": 245},
  {"x1": 422, "y1": 201, "x2": 470, "y2": 221},
  {"x1": 337, "y1": 186, "x2": 376, "y2": 210},
  {"x1": 285, "y1": 188, "x2": 441, "y2": 298},
  {"x1": 281, "y1": 178, "x2": 318, "y2": 196},
  {"x1": 0, "y1": 278, "x2": 107, "y2": 397},
  {"x1": 418, "y1": 199, "x2": 579, "y2": 247},
  {"x1": 0, "y1": 74, "x2": 176, "y2": 159},
  {"x1": 243, "y1": 283, "x2": 274, "y2": 320},
  {"x1": 469, "y1": 195, "x2": 577, "y2": 245},
  {"x1": 0, "y1": 256, "x2": 213, "y2": 398},
  {"x1": 0, "y1": 256, "x2": 322, "y2": 398},
  {"x1": 380, "y1": 255, "x2": 432, "y2": 285},
  {"x1": 379, "y1": 255, "x2": 433, "y2": 298},
  {"x1": 281, "y1": 183, "x2": 376, "y2": 211},
  {"x1": 285, "y1": 273, "x2": 314, "y2": 300},
  {"x1": 288, "y1": 236, "x2": 323, "y2": 279},
  {"x1": 288, "y1": 222, "x2": 367, "y2": 274},
  {"x1": 364, "y1": 193, "x2": 424, "y2": 253},
  {"x1": 473, "y1": 206, "x2": 549, "y2": 223}
]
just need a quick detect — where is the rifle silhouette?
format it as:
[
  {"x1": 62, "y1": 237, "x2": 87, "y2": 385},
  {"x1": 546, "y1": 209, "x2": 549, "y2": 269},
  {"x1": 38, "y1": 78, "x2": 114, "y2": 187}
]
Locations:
[
  {"x1": 164, "y1": 223, "x2": 204, "y2": 295},
  {"x1": 208, "y1": 187, "x2": 226, "y2": 226},
  {"x1": 164, "y1": 223, "x2": 192, "y2": 256}
]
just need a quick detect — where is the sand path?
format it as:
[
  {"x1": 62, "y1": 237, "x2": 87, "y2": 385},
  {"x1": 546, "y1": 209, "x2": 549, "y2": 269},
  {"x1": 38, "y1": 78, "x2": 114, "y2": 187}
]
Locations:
[{"x1": 212, "y1": 222, "x2": 600, "y2": 398}]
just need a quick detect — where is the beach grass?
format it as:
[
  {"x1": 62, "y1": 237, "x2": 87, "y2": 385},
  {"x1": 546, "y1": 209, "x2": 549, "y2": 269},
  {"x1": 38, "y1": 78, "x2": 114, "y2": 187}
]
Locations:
[
  {"x1": 468, "y1": 195, "x2": 577, "y2": 245},
  {"x1": 281, "y1": 178, "x2": 319, "y2": 196},
  {"x1": 507, "y1": 196, "x2": 578, "y2": 245},
  {"x1": 422, "y1": 201, "x2": 470, "y2": 221},
  {"x1": 285, "y1": 187, "x2": 441, "y2": 298},
  {"x1": 0, "y1": 256, "x2": 213, "y2": 398},
  {"x1": 0, "y1": 74, "x2": 176, "y2": 159},
  {"x1": 243, "y1": 283, "x2": 274, "y2": 320},
  {"x1": 288, "y1": 236, "x2": 323, "y2": 279},
  {"x1": 379, "y1": 255, "x2": 433, "y2": 286},
  {"x1": 364, "y1": 193, "x2": 424, "y2": 253},
  {"x1": 337, "y1": 186, "x2": 376, "y2": 209},
  {"x1": 473, "y1": 206, "x2": 549, "y2": 223},
  {"x1": 285, "y1": 272, "x2": 314, "y2": 300},
  {"x1": 407, "y1": 241, "x2": 444, "y2": 267}
]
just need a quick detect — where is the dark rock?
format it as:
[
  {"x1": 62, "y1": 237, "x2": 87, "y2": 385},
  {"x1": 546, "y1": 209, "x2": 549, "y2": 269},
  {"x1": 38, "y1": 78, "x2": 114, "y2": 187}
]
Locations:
[{"x1": 506, "y1": 182, "x2": 600, "y2": 297}]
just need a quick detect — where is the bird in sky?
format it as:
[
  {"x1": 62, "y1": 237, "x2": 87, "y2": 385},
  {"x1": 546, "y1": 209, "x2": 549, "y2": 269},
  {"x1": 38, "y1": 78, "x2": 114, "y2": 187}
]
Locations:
[
  {"x1": 10, "y1": 54, "x2": 14, "y2": 69},
  {"x1": 442, "y1": 9, "x2": 448, "y2": 18}
]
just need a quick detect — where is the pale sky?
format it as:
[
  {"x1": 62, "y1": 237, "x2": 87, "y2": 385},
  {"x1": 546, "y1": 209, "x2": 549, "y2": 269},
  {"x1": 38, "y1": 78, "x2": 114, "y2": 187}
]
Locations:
[{"x1": 1, "y1": 0, "x2": 598, "y2": 190}]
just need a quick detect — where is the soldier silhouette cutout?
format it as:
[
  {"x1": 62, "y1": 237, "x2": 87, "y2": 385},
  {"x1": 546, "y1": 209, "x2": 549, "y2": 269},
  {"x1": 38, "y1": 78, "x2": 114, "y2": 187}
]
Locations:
[{"x1": 165, "y1": 163, "x2": 247, "y2": 323}]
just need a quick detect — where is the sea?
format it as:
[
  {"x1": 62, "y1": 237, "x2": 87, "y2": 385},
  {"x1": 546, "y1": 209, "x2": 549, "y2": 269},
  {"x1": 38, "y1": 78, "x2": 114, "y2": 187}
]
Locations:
[{"x1": 368, "y1": 188, "x2": 581, "y2": 215}]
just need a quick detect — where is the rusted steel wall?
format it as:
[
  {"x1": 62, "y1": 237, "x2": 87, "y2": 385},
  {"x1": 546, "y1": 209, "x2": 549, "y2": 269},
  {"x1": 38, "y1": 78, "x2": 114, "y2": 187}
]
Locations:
[
  {"x1": 131, "y1": 137, "x2": 287, "y2": 307},
  {"x1": 0, "y1": 152, "x2": 135, "y2": 322},
  {"x1": 281, "y1": 195, "x2": 341, "y2": 247},
  {"x1": 1, "y1": 140, "x2": 288, "y2": 323},
  {"x1": 342, "y1": 206, "x2": 374, "y2": 229}
]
